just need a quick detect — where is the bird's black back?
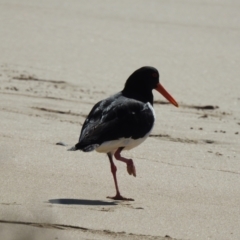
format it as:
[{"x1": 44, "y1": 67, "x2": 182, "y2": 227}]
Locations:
[{"x1": 75, "y1": 93, "x2": 154, "y2": 151}]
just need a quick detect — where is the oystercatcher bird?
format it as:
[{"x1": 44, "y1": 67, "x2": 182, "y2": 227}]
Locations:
[{"x1": 70, "y1": 66, "x2": 178, "y2": 200}]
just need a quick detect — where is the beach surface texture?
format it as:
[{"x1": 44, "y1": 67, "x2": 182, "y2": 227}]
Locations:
[{"x1": 0, "y1": 1, "x2": 239, "y2": 239}]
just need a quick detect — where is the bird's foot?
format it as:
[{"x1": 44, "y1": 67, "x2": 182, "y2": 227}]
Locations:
[
  {"x1": 107, "y1": 194, "x2": 134, "y2": 201},
  {"x1": 127, "y1": 160, "x2": 136, "y2": 177}
]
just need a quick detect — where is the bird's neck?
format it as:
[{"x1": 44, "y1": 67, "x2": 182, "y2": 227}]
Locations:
[{"x1": 122, "y1": 90, "x2": 153, "y2": 105}]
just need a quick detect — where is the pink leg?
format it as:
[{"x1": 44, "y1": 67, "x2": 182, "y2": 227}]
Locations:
[
  {"x1": 114, "y1": 147, "x2": 136, "y2": 177},
  {"x1": 106, "y1": 152, "x2": 134, "y2": 201}
]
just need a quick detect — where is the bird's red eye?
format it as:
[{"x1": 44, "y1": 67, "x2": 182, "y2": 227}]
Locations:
[{"x1": 152, "y1": 73, "x2": 158, "y2": 78}]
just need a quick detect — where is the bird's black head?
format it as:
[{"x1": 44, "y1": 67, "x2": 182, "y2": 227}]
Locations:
[
  {"x1": 122, "y1": 66, "x2": 160, "y2": 105},
  {"x1": 122, "y1": 66, "x2": 178, "y2": 107}
]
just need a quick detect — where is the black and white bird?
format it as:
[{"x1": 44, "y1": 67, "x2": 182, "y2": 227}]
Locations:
[{"x1": 70, "y1": 66, "x2": 178, "y2": 201}]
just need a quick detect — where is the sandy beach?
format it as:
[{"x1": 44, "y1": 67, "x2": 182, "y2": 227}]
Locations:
[{"x1": 0, "y1": 0, "x2": 240, "y2": 239}]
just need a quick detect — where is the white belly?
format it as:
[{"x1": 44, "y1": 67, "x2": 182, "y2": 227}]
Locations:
[{"x1": 96, "y1": 134, "x2": 149, "y2": 153}]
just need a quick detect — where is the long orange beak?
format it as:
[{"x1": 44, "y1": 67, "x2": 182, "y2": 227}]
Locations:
[{"x1": 155, "y1": 83, "x2": 178, "y2": 107}]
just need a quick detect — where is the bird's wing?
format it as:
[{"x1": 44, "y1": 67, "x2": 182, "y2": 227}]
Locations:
[{"x1": 77, "y1": 94, "x2": 154, "y2": 150}]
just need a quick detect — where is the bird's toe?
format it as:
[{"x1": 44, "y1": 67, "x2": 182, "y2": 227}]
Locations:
[
  {"x1": 107, "y1": 195, "x2": 134, "y2": 201},
  {"x1": 127, "y1": 160, "x2": 136, "y2": 177}
]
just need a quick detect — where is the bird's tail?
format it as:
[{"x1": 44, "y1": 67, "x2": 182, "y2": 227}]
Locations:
[
  {"x1": 67, "y1": 146, "x2": 77, "y2": 151},
  {"x1": 81, "y1": 144, "x2": 99, "y2": 152},
  {"x1": 68, "y1": 143, "x2": 99, "y2": 152}
]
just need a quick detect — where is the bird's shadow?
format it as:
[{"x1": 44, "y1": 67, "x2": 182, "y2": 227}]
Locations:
[{"x1": 48, "y1": 198, "x2": 118, "y2": 206}]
